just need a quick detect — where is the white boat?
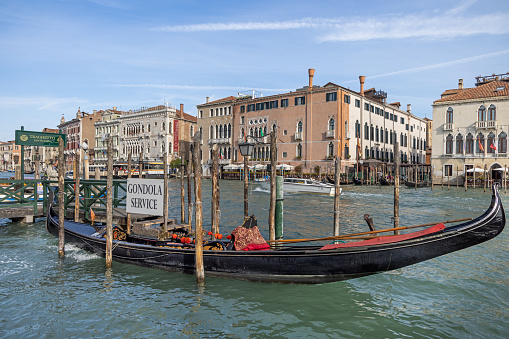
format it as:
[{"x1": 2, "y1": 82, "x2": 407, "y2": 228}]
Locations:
[{"x1": 258, "y1": 177, "x2": 340, "y2": 196}]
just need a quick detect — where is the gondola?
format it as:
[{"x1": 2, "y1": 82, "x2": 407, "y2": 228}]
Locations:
[
  {"x1": 379, "y1": 177, "x2": 392, "y2": 186},
  {"x1": 353, "y1": 177, "x2": 363, "y2": 185},
  {"x1": 46, "y1": 185, "x2": 505, "y2": 284},
  {"x1": 404, "y1": 180, "x2": 431, "y2": 188}
]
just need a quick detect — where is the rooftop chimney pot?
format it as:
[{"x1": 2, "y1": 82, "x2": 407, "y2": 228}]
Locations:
[
  {"x1": 458, "y1": 79, "x2": 464, "y2": 90},
  {"x1": 308, "y1": 68, "x2": 315, "y2": 89},
  {"x1": 359, "y1": 75, "x2": 366, "y2": 96},
  {"x1": 407, "y1": 104, "x2": 411, "y2": 113}
]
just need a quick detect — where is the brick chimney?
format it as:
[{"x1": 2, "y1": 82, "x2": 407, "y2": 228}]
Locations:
[
  {"x1": 407, "y1": 104, "x2": 411, "y2": 113},
  {"x1": 180, "y1": 104, "x2": 184, "y2": 117},
  {"x1": 458, "y1": 79, "x2": 463, "y2": 90},
  {"x1": 308, "y1": 68, "x2": 315, "y2": 88},
  {"x1": 206, "y1": 97, "x2": 209, "y2": 103},
  {"x1": 359, "y1": 76, "x2": 366, "y2": 96}
]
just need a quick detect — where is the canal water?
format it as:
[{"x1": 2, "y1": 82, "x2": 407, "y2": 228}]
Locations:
[{"x1": 1, "y1": 173, "x2": 508, "y2": 338}]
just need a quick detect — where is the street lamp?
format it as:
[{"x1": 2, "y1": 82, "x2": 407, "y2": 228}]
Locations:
[
  {"x1": 238, "y1": 141, "x2": 254, "y2": 219},
  {"x1": 82, "y1": 141, "x2": 89, "y2": 179}
]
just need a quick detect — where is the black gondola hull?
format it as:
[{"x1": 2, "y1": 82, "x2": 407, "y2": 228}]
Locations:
[{"x1": 46, "y1": 186, "x2": 505, "y2": 284}]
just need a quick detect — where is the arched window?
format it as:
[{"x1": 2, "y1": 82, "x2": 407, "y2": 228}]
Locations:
[
  {"x1": 297, "y1": 121, "x2": 303, "y2": 133},
  {"x1": 272, "y1": 124, "x2": 277, "y2": 132},
  {"x1": 380, "y1": 127, "x2": 384, "y2": 143},
  {"x1": 329, "y1": 118, "x2": 335, "y2": 131},
  {"x1": 365, "y1": 146, "x2": 369, "y2": 158},
  {"x1": 224, "y1": 124, "x2": 227, "y2": 138},
  {"x1": 488, "y1": 104, "x2": 496, "y2": 121},
  {"x1": 254, "y1": 127, "x2": 258, "y2": 138},
  {"x1": 264, "y1": 126, "x2": 267, "y2": 137},
  {"x1": 344, "y1": 121, "x2": 348, "y2": 135},
  {"x1": 364, "y1": 123, "x2": 369, "y2": 140},
  {"x1": 228, "y1": 124, "x2": 232, "y2": 138},
  {"x1": 215, "y1": 125, "x2": 218, "y2": 138},
  {"x1": 446, "y1": 107, "x2": 453, "y2": 124},
  {"x1": 228, "y1": 147, "x2": 231, "y2": 159},
  {"x1": 261, "y1": 148, "x2": 265, "y2": 159},
  {"x1": 219, "y1": 125, "x2": 223, "y2": 138},
  {"x1": 498, "y1": 132, "x2": 507, "y2": 153},
  {"x1": 209, "y1": 125, "x2": 213, "y2": 139},
  {"x1": 446, "y1": 134, "x2": 453, "y2": 154},
  {"x1": 478, "y1": 105, "x2": 486, "y2": 122},
  {"x1": 250, "y1": 128, "x2": 253, "y2": 137},
  {"x1": 241, "y1": 128, "x2": 245, "y2": 139},
  {"x1": 476, "y1": 133, "x2": 485, "y2": 153},
  {"x1": 328, "y1": 142, "x2": 334, "y2": 157},
  {"x1": 456, "y1": 134, "x2": 463, "y2": 154},
  {"x1": 355, "y1": 120, "x2": 360, "y2": 138},
  {"x1": 296, "y1": 143, "x2": 302, "y2": 158},
  {"x1": 190, "y1": 125, "x2": 194, "y2": 137},
  {"x1": 487, "y1": 132, "x2": 495, "y2": 153}
]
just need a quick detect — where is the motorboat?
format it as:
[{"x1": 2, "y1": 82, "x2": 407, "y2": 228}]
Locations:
[{"x1": 258, "y1": 177, "x2": 340, "y2": 196}]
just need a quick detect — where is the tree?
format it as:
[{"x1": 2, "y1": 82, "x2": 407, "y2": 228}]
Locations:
[{"x1": 170, "y1": 158, "x2": 182, "y2": 169}]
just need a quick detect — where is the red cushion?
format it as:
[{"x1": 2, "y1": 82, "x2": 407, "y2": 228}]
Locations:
[
  {"x1": 319, "y1": 223, "x2": 445, "y2": 250},
  {"x1": 241, "y1": 243, "x2": 270, "y2": 251}
]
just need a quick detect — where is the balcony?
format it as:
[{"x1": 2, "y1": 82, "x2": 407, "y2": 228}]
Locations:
[
  {"x1": 476, "y1": 120, "x2": 497, "y2": 130},
  {"x1": 326, "y1": 130, "x2": 334, "y2": 138},
  {"x1": 208, "y1": 138, "x2": 230, "y2": 145},
  {"x1": 345, "y1": 132, "x2": 351, "y2": 140},
  {"x1": 295, "y1": 132, "x2": 303, "y2": 141},
  {"x1": 443, "y1": 123, "x2": 454, "y2": 131}
]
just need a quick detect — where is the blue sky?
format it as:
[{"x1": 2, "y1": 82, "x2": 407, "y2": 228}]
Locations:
[{"x1": 1, "y1": 0, "x2": 508, "y2": 141}]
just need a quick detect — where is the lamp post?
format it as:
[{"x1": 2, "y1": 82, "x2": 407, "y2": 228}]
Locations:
[
  {"x1": 238, "y1": 141, "x2": 254, "y2": 220},
  {"x1": 82, "y1": 141, "x2": 89, "y2": 179}
]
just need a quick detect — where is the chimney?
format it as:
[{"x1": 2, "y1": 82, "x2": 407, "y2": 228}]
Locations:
[
  {"x1": 112, "y1": 106, "x2": 117, "y2": 111},
  {"x1": 180, "y1": 104, "x2": 184, "y2": 117},
  {"x1": 458, "y1": 79, "x2": 463, "y2": 90},
  {"x1": 359, "y1": 75, "x2": 366, "y2": 96},
  {"x1": 407, "y1": 104, "x2": 411, "y2": 113},
  {"x1": 206, "y1": 97, "x2": 209, "y2": 103},
  {"x1": 308, "y1": 68, "x2": 315, "y2": 88}
]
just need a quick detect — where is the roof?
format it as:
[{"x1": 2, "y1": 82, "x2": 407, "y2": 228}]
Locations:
[
  {"x1": 434, "y1": 80, "x2": 509, "y2": 104},
  {"x1": 176, "y1": 109, "x2": 197, "y2": 122},
  {"x1": 197, "y1": 96, "x2": 237, "y2": 107}
]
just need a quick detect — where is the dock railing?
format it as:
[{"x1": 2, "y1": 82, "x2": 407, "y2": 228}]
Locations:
[{"x1": 0, "y1": 178, "x2": 127, "y2": 218}]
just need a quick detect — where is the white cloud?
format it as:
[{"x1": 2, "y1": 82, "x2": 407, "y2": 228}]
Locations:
[
  {"x1": 154, "y1": 5, "x2": 509, "y2": 41},
  {"x1": 106, "y1": 84, "x2": 293, "y2": 92}
]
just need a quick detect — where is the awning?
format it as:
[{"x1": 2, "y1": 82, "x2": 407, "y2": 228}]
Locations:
[{"x1": 466, "y1": 168, "x2": 485, "y2": 173}]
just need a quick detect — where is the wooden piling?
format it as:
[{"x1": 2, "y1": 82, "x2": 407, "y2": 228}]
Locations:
[
  {"x1": 431, "y1": 165, "x2": 434, "y2": 190},
  {"x1": 58, "y1": 137, "x2": 65, "y2": 257},
  {"x1": 74, "y1": 152, "x2": 80, "y2": 222},
  {"x1": 473, "y1": 168, "x2": 476, "y2": 189},
  {"x1": 393, "y1": 142, "x2": 400, "y2": 235},
  {"x1": 269, "y1": 131, "x2": 277, "y2": 246},
  {"x1": 505, "y1": 165, "x2": 507, "y2": 193},
  {"x1": 127, "y1": 152, "x2": 132, "y2": 178},
  {"x1": 484, "y1": 165, "x2": 487, "y2": 193},
  {"x1": 139, "y1": 151, "x2": 143, "y2": 178},
  {"x1": 105, "y1": 137, "x2": 113, "y2": 268},
  {"x1": 163, "y1": 152, "x2": 168, "y2": 234},
  {"x1": 187, "y1": 149, "x2": 193, "y2": 230},
  {"x1": 243, "y1": 152, "x2": 249, "y2": 220},
  {"x1": 456, "y1": 166, "x2": 459, "y2": 189},
  {"x1": 193, "y1": 132, "x2": 205, "y2": 283},
  {"x1": 180, "y1": 156, "x2": 185, "y2": 223},
  {"x1": 333, "y1": 156, "x2": 340, "y2": 237},
  {"x1": 415, "y1": 165, "x2": 417, "y2": 190},
  {"x1": 211, "y1": 144, "x2": 219, "y2": 238}
]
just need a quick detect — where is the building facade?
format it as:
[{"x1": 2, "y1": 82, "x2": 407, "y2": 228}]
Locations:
[
  {"x1": 197, "y1": 69, "x2": 428, "y2": 173},
  {"x1": 117, "y1": 104, "x2": 197, "y2": 164},
  {"x1": 94, "y1": 108, "x2": 123, "y2": 164},
  {"x1": 196, "y1": 96, "x2": 236, "y2": 175},
  {"x1": 431, "y1": 73, "x2": 509, "y2": 183},
  {"x1": 58, "y1": 109, "x2": 103, "y2": 170}
]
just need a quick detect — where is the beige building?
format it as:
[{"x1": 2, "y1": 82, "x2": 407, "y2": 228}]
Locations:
[{"x1": 431, "y1": 73, "x2": 509, "y2": 183}]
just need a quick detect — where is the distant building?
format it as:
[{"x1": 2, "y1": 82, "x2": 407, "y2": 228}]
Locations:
[
  {"x1": 431, "y1": 73, "x2": 509, "y2": 184},
  {"x1": 94, "y1": 108, "x2": 124, "y2": 165},
  {"x1": 197, "y1": 69, "x2": 429, "y2": 174},
  {"x1": 116, "y1": 104, "x2": 197, "y2": 164},
  {"x1": 58, "y1": 108, "x2": 103, "y2": 169},
  {"x1": 0, "y1": 141, "x2": 14, "y2": 171}
]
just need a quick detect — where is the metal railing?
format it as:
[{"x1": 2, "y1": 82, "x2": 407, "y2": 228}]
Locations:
[{"x1": 0, "y1": 178, "x2": 127, "y2": 218}]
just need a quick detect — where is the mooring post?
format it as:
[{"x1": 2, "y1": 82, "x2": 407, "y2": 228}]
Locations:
[
  {"x1": 180, "y1": 155, "x2": 185, "y2": 224},
  {"x1": 105, "y1": 137, "x2": 113, "y2": 268},
  {"x1": 243, "y1": 149, "x2": 249, "y2": 220},
  {"x1": 187, "y1": 149, "x2": 193, "y2": 230},
  {"x1": 333, "y1": 156, "x2": 340, "y2": 237},
  {"x1": 193, "y1": 132, "x2": 205, "y2": 283},
  {"x1": 74, "y1": 152, "x2": 80, "y2": 222},
  {"x1": 58, "y1": 137, "x2": 65, "y2": 257},
  {"x1": 393, "y1": 142, "x2": 400, "y2": 235},
  {"x1": 473, "y1": 167, "x2": 476, "y2": 189},
  {"x1": 484, "y1": 165, "x2": 487, "y2": 193},
  {"x1": 211, "y1": 144, "x2": 219, "y2": 239},
  {"x1": 505, "y1": 165, "x2": 507, "y2": 194},
  {"x1": 456, "y1": 166, "x2": 459, "y2": 189},
  {"x1": 431, "y1": 165, "x2": 434, "y2": 190},
  {"x1": 139, "y1": 151, "x2": 143, "y2": 179},
  {"x1": 163, "y1": 152, "x2": 168, "y2": 234},
  {"x1": 95, "y1": 167, "x2": 100, "y2": 180},
  {"x1": 448, "y1": 166, "x2": 450, "y2": 190},
  {"x1": 269, "y1": 131, "x2": 277, "y2": 247},
  {"x1": 35, "y1": 147, "x2": 40, "y2": 180},
  {"x1": 415, "y1": 165, "x2": 417, "y2": 190},
  {"x1": 127, "y1": 151, "x2": 132, "y2": 179},
  {"x1": 275, "y1": 175, "x2": 284, "y2": 245}
]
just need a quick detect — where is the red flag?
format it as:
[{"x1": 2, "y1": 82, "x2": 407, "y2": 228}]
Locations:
[
  {"x1": 479, "y1": 139, "x2": 485, "y2": 152},
  {"x1": 490, "y1": 142, "x2": 497, "y2": 151}
]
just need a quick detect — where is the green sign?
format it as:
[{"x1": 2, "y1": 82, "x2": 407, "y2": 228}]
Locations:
[{"x1": 15, "y1": 130, "x2": 66, "y2": 147}]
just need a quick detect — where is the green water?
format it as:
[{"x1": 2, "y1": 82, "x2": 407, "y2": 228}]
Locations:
[{"x1": 0, "y1": 178, "x2": 508, "y2": 338}]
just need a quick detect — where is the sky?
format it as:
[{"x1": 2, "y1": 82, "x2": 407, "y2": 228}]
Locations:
[{"x1": 1, "y1": 0, "x2": 508, "y2": 141}]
